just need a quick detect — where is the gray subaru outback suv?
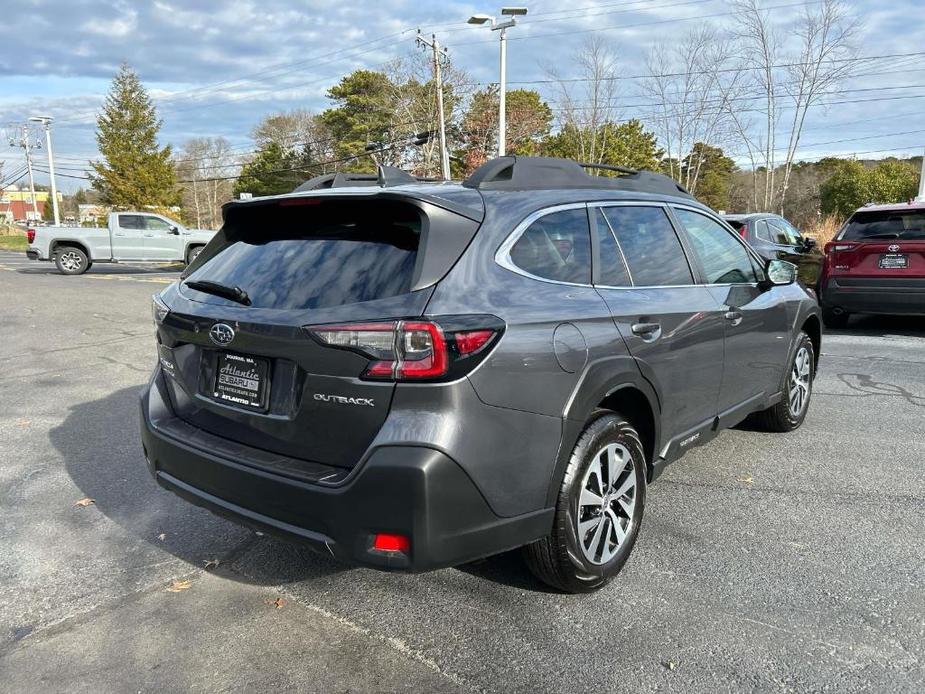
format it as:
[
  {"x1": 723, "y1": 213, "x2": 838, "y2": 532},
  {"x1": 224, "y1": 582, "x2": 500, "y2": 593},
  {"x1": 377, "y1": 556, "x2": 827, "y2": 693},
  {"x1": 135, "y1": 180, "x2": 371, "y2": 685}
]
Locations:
[{"x1": 141, "y1": 156, "x2": 820, "y2": 593}]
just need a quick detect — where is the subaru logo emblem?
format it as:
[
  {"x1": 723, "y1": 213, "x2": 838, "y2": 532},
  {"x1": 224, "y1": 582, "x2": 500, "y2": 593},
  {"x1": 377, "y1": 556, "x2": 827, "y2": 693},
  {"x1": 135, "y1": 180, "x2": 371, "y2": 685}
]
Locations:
[
  {"x1": 209, "y1": 323, "x2": 235, "y2": 346},
  {"x1": 888, "y1": 244, "x2": 901, "y2": 252}
]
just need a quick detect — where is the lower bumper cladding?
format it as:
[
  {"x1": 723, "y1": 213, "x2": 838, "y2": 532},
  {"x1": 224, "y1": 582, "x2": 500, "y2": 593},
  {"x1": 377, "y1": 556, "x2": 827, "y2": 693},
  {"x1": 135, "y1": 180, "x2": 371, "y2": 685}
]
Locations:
[{"x1": 140, "y1": 369, "x2": 553, "y2": 572}]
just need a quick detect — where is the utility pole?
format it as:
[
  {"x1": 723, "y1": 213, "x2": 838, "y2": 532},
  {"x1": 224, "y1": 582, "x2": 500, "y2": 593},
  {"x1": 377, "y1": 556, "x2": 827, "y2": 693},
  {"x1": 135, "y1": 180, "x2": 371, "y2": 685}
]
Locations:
[
  {"x1": 918, "y1": 146, "x2": 925, "y2": 202},
  {"x1": 417, "y1": 32, "x2": 451, "y2": 180},
  {"x1": 6, "y1": 122, "x2": 41, "y2": 223},
  {"x1": 29, "y1": 116, "x2": 60, "y2": 225},
  {"x1": 21, "y1": 125, "x2": 39, "y2": 223}
]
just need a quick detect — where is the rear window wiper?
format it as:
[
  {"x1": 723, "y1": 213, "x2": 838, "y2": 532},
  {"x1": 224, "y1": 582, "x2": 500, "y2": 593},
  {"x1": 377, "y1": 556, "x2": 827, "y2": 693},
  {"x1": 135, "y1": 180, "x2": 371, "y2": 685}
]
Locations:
[{"x1": 184, "y1": 280, "x2": 252, "y2": 306}]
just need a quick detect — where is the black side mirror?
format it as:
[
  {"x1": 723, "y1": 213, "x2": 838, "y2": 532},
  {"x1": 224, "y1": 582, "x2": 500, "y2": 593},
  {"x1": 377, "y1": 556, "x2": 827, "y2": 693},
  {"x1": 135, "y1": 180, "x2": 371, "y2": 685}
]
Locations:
[
  {"x1": 168, "y1": 226, "x2": 180, "y2": 235},
  {"x1": 802, "y1": 237, "x2": 817, "y2": 250}
]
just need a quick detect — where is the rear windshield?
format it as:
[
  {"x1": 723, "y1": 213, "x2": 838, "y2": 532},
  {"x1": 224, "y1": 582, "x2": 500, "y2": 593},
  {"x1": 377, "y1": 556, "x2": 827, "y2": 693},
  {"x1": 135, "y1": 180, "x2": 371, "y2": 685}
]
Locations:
[
  {"x1": 184, "y1": 199, "x2": 421, "y2": 310},
  {"x1": 842, "y1": 210, "x2": 925, "y2": 240}
]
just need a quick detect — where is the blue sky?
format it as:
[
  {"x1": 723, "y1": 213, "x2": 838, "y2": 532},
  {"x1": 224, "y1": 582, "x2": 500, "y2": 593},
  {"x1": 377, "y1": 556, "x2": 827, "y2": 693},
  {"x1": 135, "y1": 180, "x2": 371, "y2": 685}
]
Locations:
[{"x1": 1, "y1": 0, "x2": 923, "y2": 192}]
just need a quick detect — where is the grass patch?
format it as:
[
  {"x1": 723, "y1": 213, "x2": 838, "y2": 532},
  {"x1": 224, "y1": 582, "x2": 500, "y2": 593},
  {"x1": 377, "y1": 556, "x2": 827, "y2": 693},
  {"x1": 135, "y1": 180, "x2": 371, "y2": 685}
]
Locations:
[{"x1": 0, "y1": 235, "x2": 28, "y2": 252}]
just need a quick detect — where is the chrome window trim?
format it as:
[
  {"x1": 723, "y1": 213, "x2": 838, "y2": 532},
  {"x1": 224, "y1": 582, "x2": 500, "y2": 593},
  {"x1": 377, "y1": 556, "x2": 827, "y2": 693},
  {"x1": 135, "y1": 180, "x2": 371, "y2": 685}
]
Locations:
[{"x1": 494, "y1": 202, "x2": 594, "y2": 288}]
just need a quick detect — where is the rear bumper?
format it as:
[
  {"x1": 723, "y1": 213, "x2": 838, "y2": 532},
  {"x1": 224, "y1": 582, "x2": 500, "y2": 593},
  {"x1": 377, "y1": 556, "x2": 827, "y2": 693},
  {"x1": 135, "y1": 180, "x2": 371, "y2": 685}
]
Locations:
[
  {"x1": 821, "y1": 277, "x2": 925, "y2": 316},
  {"x1": 140, "y1": 369, "x2": 553, "y2": 572},
  {"x1": 26, "y1": 249, "x2": 41, "y2": 260}
]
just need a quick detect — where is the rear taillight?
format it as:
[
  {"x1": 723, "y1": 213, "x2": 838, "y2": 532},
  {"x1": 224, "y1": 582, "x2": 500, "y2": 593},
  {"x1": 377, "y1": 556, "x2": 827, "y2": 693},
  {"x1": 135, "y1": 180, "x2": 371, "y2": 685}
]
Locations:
[
  {"x1": 26, "y1": 228, "x2": 35, "y2": 244},
  {"x1": 824, "y1": 242, "x2": 857, "y2": 254},
  {"x1": 306, "y1": 316, "x2": 503, "y2": 382},
  {"x1": 737, "y1": 224, "x2": 748, "y2": 238}
]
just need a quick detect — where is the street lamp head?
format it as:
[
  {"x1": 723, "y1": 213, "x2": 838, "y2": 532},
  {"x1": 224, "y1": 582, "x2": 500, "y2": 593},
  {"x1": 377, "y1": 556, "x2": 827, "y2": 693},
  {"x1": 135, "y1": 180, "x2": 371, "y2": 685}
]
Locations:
[
  {"x1": 28, "y1": 115, "x2": 54, "y2": 123},
  {"x1": 501, "y1": 6, "x2": 528, "y2": 15},
  {"x1": 467, "y1": 14, "x2": 494, "y2": 24}
]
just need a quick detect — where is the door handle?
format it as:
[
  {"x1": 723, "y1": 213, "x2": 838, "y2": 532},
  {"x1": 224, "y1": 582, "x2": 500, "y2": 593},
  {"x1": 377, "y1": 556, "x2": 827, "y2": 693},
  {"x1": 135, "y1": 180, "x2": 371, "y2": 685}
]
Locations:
[
  {"x1": 631, "y1": 322, "x2": 662, "y2": 341},
  {"x1": 724, "y1": 310, "x2": 743, "y2": 326},
  {"x1": 143, "y1": 233, "x2": 155, "y2": 237}
]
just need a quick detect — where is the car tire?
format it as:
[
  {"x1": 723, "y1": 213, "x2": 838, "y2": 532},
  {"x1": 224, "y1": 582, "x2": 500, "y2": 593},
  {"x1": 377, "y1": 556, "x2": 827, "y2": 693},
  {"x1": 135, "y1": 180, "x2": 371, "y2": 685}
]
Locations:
[
  {"x1": 821, "y1": 307, "x2": 849, "y2": 329},
  {"x1": 186, "y1": 246, "x2": 203, "y2": 266},
  {"x1": 54, "y1": 246, "x2": 90, "y2": 275},
  {"x1": 524, "y1": 412, "x2": 646, "y2": 593},
  {"x1": 754, "y1": 331, "x2": 815, "y2": 433}
]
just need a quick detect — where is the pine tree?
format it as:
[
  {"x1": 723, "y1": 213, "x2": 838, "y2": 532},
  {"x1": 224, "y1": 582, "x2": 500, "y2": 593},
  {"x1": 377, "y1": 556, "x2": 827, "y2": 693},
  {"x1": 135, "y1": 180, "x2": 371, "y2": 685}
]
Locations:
[{"x1": 90, "y1": 64, "x2": 178, "y2": 209}]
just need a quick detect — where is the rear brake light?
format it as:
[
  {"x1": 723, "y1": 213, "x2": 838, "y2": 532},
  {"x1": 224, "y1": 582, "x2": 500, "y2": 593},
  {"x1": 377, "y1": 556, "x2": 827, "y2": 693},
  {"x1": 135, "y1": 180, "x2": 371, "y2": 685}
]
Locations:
[
  {"x1": 373, "y1": 533, "x2": 410, "y2": 553},
  {"x1": 27, "y1": 228, "x2": 36, "y2": 244},
  {"x1": 306, "y1": 317, "x2": 502, "y2": 382},
  {"x1": 825, "y1": 242, "x2": 856, "y2": 254}
]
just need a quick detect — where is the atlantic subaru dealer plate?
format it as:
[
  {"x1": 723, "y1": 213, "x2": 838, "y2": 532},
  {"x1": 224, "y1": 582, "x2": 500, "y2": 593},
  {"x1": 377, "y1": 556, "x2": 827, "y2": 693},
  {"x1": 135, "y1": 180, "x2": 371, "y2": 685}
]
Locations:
[
  {"x1": 879, "y1": 253, "x2": 908, "y2": 269},
  {"x1": 212, "y1": 352, "x2": 269, "y2": 410}
]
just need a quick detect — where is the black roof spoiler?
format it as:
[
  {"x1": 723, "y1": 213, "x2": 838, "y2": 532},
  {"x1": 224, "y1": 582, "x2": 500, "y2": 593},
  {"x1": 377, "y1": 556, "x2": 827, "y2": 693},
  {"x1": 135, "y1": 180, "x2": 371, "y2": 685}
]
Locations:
[
  {"x1": 294, "y1": 165, "x2": 437, "y2": 192},
  {"x1": 462, "y1": 156, "x2": 693, "y2": 199}
]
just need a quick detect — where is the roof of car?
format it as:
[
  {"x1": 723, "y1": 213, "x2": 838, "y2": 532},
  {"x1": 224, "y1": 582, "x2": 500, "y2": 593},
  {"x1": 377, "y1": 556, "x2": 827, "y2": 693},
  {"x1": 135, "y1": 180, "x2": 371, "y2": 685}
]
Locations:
[
  {"x1": 853, "y1": 200, "x2": 925, "y2": 213},
  {"x1": 721, "y1": 212, "x2": 776, "y2": 221},
  {"x1": 223, "y1": 157, "x2": 715, "y2": 223}
]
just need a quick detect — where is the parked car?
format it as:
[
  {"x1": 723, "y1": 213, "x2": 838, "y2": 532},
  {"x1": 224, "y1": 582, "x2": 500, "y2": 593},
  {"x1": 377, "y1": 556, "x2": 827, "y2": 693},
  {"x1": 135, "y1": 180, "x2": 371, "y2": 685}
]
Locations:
[
  {"x1": 140, "y1": 157, "x2": 821, "y2": 593},
  {"x1": 819, "y1": 201, "x2": 925, "y2": 328},
  {"x1": 26, "y1": 212, "x2": 215, "y2": 275},
  {"x1": 722, "y1": 213, "x2": 824, "y2": 288}
]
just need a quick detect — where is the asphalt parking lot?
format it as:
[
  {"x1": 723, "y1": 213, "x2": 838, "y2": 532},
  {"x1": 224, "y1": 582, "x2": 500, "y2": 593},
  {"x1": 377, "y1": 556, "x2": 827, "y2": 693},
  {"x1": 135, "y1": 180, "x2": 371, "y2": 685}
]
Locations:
[{"x1": 1, "y1": 249, "x2": 923, "y2": 693}]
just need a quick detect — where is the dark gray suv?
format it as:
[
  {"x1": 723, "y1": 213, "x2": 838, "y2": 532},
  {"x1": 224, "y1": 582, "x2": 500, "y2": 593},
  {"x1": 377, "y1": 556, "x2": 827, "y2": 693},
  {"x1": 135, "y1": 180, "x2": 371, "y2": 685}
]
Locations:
[{"x1": 141, "y1": 157, "x2": 821, "y2": 593}]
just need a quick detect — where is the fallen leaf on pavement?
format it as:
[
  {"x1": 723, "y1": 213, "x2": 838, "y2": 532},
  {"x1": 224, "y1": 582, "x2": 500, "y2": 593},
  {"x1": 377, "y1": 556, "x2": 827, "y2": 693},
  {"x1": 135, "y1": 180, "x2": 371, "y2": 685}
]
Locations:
[
  {"x1": 738, "y1": 476, "x2": 754, "y2": 484},
  {"x1": 264, "y1": 597, "x2": 285, "y2": 609},
  {"x1": 203, "y1": 559, "x2": 221, "y2": 570},
  {"x1": 663, "y1": 660, "x2": 678, "y2": 671},
  {"x1": 157, "y1": 533, "x2": 167, "y2": 541},
  {"x1": 16, "y1": 418, "x2": 31, "y2": 428},
  {"x1": 166, "y1": 579, "x2": 192, "y2": 593},
  {"x1": 73, "y1": 498, "x2": 95, "y2": 508}
]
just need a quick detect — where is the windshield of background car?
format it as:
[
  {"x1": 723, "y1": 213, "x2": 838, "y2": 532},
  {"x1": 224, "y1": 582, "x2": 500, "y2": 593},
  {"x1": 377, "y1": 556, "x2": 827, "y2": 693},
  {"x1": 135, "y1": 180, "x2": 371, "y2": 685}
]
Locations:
[{"x1": 842, "y1": 210, "x2": 925, "y2": 240}]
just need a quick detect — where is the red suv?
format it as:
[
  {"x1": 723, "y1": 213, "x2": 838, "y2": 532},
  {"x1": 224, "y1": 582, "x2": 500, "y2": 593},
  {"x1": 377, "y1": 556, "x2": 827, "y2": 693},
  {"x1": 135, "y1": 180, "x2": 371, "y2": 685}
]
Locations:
[{"x1": 819, "y1": 201, "x2": 925, "y2": 328}]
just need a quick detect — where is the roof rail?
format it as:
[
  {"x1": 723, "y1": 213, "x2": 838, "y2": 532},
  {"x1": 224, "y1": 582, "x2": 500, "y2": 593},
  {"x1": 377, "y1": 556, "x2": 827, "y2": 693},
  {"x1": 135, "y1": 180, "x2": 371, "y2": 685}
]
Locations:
[
  {"x1": 294, "y1": 165, "x2": 425, "y2": 192},
  {"x1": 462, "y1": 156, "x2": 693, "y2": 199}
]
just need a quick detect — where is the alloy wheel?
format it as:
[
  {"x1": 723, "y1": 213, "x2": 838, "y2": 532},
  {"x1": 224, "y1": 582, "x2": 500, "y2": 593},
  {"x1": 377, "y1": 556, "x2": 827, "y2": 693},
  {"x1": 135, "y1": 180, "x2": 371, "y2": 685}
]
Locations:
[
  {"x1": 789, "y1": 346, "x2": 812, "y2": 417},
  {"x1": 59, "y1": 251, "x2": 82, "y2": 272},
  {"x1": 576, "y1": 443, "x2": 637, "y2": 565}
]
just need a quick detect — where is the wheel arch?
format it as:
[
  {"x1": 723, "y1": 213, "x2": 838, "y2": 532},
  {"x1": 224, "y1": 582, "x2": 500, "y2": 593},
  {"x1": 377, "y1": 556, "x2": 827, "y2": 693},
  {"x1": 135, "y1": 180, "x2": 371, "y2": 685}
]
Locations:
[
  {"x1": 547, "y1": 364, "x2": 662, "y2": 506},
  {"x1": 801, "y1": 313, "x2": 821, "y2": 368},
  {"x1": 51, "y1": 239, "x2": 90, "y2": 259},
  {"x1": 184, "y1": 242, "x2": 205, "y2": 263}
]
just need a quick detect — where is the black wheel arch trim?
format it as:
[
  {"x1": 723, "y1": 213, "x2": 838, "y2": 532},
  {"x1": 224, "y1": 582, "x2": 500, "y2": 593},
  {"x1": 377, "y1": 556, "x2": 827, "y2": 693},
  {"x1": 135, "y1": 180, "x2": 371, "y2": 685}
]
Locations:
[{"x1": 547, "y1": 356, "x2": 662, "y2": 507}]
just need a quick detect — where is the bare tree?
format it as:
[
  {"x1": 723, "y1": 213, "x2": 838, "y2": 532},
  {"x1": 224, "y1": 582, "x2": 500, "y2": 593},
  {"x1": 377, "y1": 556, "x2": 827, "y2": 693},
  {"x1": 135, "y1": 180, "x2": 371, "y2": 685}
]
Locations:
[
  {"x1": 175, "y1": 137, "x2": 235, "y2": 229},
  {"x1": 777, "y1": 0, "x2": 858, "y2": 211},
  {"x1": 546, "y1": 36, "x2": 621, "y2": 164},
  {"x1": 642, "y1": 25, "x2": 738, "y2": 194},
  {"x1": 733, "y1": 0, "x2": 781, "y2": 210},
  {"x1": 252, "y1": 109, "x2": 334, "y2": 172}
]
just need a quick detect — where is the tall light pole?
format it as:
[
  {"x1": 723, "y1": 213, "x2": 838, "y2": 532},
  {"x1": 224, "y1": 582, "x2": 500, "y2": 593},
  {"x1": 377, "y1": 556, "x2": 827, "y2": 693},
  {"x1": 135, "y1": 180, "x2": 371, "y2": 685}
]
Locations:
[
  {"x1": 468, "y1": 7, "x2": 528, "y2": 157},
  {"x1": 9, "y1": 124, "x2": 40, "y2": 223},
  {"x1": 29, "y1": 116, "x2": 60, "y2": 225}
]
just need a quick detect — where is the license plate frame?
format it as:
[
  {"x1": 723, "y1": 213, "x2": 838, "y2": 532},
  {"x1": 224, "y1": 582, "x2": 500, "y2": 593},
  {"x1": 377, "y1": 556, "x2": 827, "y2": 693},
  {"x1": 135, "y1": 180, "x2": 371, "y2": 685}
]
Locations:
[
  {"x1": 879, "y1": 253, "x2": 908, "y2": 269},
  {"x1": 212, "y1": 352, "x2": 270, "y2": 411}
]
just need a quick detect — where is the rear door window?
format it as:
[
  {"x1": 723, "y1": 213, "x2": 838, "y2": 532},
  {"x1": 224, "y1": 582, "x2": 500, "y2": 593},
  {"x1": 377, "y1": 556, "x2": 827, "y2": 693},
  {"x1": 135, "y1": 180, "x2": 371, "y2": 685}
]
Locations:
[
  {"x1": 593, "y1": 208, "x2": 631, "y2": 287},
  {"x1": 118, "y1": 215, "x2": 143, "y2": 230},
  {"x1": 674, "y1": 208, "x2": 757, "y2": 285},
  {"x1": 601, "y1": 206, "x2": 693, "y2": 286},
  {"x1": 509, "y1": 208, "x2": 591, "y2": 284},
  {"x1": 842, "y1": 210, "x2": 925, "y2": 240},
  {"x1": 183, "y1": 199, "x2": 422, "y2": 310}
]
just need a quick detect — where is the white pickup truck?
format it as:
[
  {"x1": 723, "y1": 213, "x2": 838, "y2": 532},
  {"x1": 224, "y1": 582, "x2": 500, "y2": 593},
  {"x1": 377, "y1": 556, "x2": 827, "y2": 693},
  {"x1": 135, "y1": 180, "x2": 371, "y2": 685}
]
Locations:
[{"x1": 26, "y1": 212, "x2": 216, "y2": 275}]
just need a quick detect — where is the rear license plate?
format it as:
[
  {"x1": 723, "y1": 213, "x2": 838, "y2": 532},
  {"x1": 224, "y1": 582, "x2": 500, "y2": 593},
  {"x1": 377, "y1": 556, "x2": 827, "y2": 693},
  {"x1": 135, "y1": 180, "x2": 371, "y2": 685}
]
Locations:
[
  {"x1": 879, "y1": 253, "x2": 908, "y2": 269},
  {"x1": 213, "y1": 352, "x2": 269, "y2": 410}
]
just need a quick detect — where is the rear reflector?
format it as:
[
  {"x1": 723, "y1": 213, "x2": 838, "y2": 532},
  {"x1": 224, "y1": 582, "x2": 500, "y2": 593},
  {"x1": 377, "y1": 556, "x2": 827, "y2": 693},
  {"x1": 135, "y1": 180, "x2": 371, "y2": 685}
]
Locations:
[
  {"x1": 455, "y1": 330, "x2": 495, "y2": 355},
  {"x1": 373, "y1": 533, "x2": 410, "y2": 553}
]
